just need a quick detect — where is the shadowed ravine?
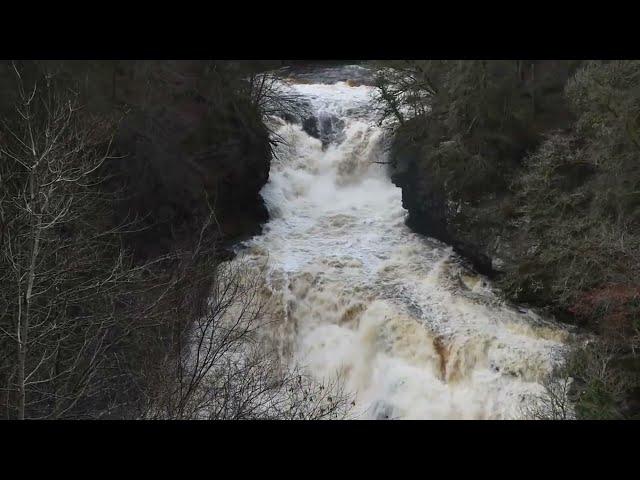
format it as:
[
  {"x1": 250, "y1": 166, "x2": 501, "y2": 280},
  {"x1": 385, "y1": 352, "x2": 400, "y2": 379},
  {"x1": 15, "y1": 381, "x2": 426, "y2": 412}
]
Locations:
[{"x1": 231, "y1": 66, "x2": 572, "y2": 420}]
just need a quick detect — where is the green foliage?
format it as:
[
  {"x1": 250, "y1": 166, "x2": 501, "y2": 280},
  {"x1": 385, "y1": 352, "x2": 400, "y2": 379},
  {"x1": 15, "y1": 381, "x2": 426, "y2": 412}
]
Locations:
[
  {"x1": 499, "y1": 62, "x2": 640, "y2": 338},
  {"x1": 567, "y1": 61, "x2": 640, "y2": 225},
  {"x1": 381, "y1": 61, "x2": 575, "y2": 211},
  {"x1": 566, "y1": 342, "x2": 637, "y2": 419},
  {"x1": 526, "y1": 340, "x2": 638, "y2": 420},
  {"x1": 379, "y1": 60, "x2": 640, "y2": 418}
]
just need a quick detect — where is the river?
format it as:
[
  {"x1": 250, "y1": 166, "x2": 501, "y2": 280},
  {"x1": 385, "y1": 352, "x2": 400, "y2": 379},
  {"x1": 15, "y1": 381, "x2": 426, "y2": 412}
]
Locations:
[{"x1": 233, "y1": 65, "x2": 570, "y2": 419}]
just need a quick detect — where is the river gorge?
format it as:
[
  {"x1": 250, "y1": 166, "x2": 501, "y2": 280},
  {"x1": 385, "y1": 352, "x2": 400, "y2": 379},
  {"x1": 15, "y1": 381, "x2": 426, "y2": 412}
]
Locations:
[{"x1": 229, "y1": 65, "x2": 572, "y2": 419}]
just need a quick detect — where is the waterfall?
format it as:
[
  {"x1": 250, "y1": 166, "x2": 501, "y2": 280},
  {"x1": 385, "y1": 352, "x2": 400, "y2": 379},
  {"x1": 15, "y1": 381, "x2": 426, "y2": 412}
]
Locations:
[{"x1": 231, "y1": 65, "x2": 571, "y2": 420}]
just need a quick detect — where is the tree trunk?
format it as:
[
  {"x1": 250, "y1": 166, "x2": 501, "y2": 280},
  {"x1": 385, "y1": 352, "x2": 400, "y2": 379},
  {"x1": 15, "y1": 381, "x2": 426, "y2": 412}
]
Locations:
[
  {"x1": 531, "y1": 62, "x2": 536, "y2": 117},
  {"x1": 17, "y1": 173, "x2": 41, "y2": 419},
  {"x1": 112, "y1": 63, "x2": 117, "y2": 103}
]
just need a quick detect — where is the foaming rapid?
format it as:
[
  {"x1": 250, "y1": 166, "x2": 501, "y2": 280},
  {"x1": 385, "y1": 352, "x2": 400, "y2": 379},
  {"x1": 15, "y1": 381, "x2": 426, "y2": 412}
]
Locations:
[{"x1": 234, "y1": 66, "x2": 570, "y2": 419}]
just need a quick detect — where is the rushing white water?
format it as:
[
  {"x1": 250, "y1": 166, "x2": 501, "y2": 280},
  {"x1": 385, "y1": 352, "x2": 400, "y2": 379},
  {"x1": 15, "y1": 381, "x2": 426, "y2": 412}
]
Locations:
[{"x1": 234, "y1": 67, "x2": 571, "y2": 419}]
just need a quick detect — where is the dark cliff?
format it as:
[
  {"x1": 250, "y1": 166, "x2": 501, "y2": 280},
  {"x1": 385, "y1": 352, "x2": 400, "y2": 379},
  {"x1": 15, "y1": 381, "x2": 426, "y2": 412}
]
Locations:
[
  {"x1": 381, "y1": 60, "x2": 640, "y2": 418},
  {"x1": 102, "y1": 61, "x2": 273, "y2": 259},
  {"x1": 111, "y1": 96, "x2": 271, "y2": 259},
  {"x1": 387, "y1": 61, "x2": 576, "y2": 280}
]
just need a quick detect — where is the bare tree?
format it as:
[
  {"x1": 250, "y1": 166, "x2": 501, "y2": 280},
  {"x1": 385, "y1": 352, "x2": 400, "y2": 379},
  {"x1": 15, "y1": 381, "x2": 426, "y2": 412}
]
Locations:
[
  {"x1": 521, "y1": 340, "x2": 637, "y2": 420},
  {"x1": 0, "y1": 62, "x2": 353, "y2": 420},
  {"x1": 139, "y1": 254, "x2": 353, "y2": 420},
  {"x1": 522, "y1": 375, "x2": 574, "y2": 420},
  {"x1": 0, "y1": 63, "x2": 165, "y2": 419}
]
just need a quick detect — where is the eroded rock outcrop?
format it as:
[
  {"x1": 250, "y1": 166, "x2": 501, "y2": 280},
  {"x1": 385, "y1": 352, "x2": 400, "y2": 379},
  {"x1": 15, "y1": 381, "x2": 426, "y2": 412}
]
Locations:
[
  {"x1": 390, "y1": 138, "x2": 497, "y2": 277},
  {"x1": 108, "y1": 62, "x2": 271, "y2": 259}
]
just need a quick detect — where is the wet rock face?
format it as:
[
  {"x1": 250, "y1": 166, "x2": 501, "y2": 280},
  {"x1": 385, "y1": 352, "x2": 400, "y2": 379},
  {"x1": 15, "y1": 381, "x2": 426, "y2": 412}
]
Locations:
[
  {"x1": 302, "y1": 116, "x2": 320, "y2": 138},
  {"x1": 302, "y1": 113, "x2": 346, "y2": 149},
  {"x1": 390, "y1": 143, "x2": 496, "y2": 277}
]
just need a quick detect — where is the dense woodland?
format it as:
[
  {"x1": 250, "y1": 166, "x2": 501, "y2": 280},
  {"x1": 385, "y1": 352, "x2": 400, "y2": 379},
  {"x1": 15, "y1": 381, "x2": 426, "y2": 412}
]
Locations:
[
  {"x1": 2, "y1": 59, "x2": 639, "y2": 420},
  {"x1": 0, "y1": 60, "x2": 351, "y2": 419},
  {"x1": 374, "y1": 60, "x2": 640, "y2": 418}
]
